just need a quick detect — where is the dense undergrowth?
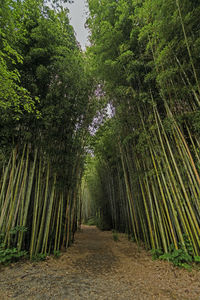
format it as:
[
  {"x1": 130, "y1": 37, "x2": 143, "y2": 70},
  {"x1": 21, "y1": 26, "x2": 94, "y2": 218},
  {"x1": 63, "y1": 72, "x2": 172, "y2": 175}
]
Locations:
[{"x1": 151, "y1": 235, "x2": 200, "y2": 269}]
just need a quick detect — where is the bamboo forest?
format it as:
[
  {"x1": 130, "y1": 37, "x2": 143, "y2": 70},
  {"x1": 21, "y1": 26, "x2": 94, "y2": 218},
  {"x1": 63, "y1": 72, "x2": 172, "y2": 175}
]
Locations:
[{"x1": 1, "y1": 0, "x2": 200, "y2": 298}]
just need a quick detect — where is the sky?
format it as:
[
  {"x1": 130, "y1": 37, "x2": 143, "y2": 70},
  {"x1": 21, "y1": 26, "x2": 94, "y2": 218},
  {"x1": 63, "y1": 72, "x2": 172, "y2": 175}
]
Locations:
[{"x1": 65, "y1": 0, "x2": 90, "y2": 50}]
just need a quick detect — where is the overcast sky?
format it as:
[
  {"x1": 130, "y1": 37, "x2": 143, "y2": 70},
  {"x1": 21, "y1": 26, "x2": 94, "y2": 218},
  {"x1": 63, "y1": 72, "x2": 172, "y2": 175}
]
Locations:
[{"x1": 65, "y1": 0, "x2": 90, "y2": 50}]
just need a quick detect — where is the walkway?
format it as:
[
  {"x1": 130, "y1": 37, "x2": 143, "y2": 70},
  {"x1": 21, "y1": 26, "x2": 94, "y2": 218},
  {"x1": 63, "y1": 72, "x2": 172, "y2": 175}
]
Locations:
[{"x1": 0, "y1": 226, "x2": 199, "y2": 299}]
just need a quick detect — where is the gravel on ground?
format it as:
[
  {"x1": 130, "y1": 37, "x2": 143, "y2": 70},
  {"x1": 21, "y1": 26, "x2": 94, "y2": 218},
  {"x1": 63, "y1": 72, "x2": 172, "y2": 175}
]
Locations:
[{"x1": 0, "y1": 225, "x2": 199, "y2": 299}]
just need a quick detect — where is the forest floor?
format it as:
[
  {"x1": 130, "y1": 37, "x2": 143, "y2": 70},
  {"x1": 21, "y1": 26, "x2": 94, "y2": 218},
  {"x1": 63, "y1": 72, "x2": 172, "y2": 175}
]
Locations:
[{"x1": 0, "y1": 226, "x2": 200, "y2": 300}]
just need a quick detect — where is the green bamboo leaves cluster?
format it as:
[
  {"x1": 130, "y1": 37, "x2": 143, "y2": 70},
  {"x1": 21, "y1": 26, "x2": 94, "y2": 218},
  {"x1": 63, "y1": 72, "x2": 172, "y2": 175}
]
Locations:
[
  {"x1": 85, "y1": 0, "x2": 200, "y2": 255},
  {"x1": 0, "y1": 0, "x2": 37, "y2": 120}
]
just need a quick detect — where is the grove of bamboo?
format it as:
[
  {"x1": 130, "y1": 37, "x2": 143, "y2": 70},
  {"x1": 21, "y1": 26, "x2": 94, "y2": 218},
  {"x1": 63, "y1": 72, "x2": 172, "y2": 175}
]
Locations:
[
  {"x1": 1, "y1": 0, "x2": 200, "y2": 263},
  {"x1": 83, "y1": 0, "x2": 200, "y2": 257},
  {"x1": 0, "y1": 0, "x2": 96, "y2": 258}
]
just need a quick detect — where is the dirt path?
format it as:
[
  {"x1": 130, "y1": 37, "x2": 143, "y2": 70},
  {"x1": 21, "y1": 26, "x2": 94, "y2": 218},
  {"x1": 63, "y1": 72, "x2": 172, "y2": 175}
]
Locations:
[{"x1": 0, "y1": 225, "x2": 200, "y2": 299}]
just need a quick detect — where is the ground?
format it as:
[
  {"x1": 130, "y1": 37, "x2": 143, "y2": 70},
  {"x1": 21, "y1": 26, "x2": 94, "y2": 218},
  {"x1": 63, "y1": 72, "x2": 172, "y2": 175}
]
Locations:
[{"x1": 0, "y1": 225, "x2": 200, "y2": 299}]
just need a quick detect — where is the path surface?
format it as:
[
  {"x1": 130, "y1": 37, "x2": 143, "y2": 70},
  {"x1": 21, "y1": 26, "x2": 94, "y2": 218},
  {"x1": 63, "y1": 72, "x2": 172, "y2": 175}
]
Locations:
[{"x1": 0, "y1": 226, "x2": 200, "y2": 299}]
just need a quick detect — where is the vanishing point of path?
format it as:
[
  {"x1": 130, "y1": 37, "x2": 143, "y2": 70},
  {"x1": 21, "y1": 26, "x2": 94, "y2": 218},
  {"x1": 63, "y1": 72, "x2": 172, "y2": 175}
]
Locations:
[{"x1": 0, "y1": 226, "x2": 200, "y2": 300}]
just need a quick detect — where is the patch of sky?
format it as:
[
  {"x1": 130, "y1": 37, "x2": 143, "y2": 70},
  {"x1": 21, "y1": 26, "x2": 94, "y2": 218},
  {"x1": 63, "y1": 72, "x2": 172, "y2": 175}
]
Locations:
[{"x1": 64, "y1": 0, "x2": 90, "y2": 50}]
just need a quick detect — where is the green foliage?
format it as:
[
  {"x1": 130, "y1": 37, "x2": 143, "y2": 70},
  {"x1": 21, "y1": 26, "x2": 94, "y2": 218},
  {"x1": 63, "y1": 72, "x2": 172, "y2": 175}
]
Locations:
[
  {"x1": 85, "y1": 217, "x2": 97, "y2": 226},
  {"x1": 151, "y1": 248, "x2": 163, "y2": 261},
  {"x1": 8, "y1": 226, "x2": 29, "y2": 248},
  {"x1": 0, "y1": 1, "x2": 38, "y2": 121},
  {"x1": 182, "y1": 234, "x2": 194, "y2": 257},
  {"x1": 9, "y1": 226, "x2": 28, "y2": 235},
  {"x1": 159, "y1": 245, "x2": 192, "y2": 270},
  {"x1": 0, "y1": 244, "x2": 27, "y2": 265},
  {"x1": 31, "y1": 253, "x2": 47, "y2": 261},
  {"x1": 128, "y1": 234, "x2": 136, "y2": 243},
  {"x1": 112, "y1": 230, "x2": 119, "y2": 242},
  {"x1": 53, "y1": 250, "x2": 61, "y2": 258},
  {"x1": 194, "y1": 256, "x2": 200, "y2": 263},
  {"x1": 0, "y1": 226, "x2": 28, "y2": 265},
  {"x1": 151, "y1": 236, "x2": 199, "y2": 269},
  {"x1": 96, "y1": 216, "x2": 112, "y2": 231},
  {"x1": 0, "y1": 233, "x2": 4, "y2": 244}
]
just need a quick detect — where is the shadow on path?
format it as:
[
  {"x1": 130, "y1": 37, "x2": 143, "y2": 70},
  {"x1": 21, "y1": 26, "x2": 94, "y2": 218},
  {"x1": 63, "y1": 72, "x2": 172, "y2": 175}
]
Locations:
[
  {"x1": 0, "y1": 225, "x2": 200, "y2": 300},
  {"x1": 71, "y1": 226, "x2": 117, "y2": 275}
]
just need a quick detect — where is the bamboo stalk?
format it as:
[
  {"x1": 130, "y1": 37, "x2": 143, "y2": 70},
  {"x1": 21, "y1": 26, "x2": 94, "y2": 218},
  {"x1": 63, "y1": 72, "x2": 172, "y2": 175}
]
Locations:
[
  {"x1": 30, "y1": 158, "x2": 41, "y2": 258},
  {"x1": 35, "y1": 162, "x2": 50, "y2": 254},
  {"x1": 42, "y1": 174, "x2": 56, "y2": 254}
]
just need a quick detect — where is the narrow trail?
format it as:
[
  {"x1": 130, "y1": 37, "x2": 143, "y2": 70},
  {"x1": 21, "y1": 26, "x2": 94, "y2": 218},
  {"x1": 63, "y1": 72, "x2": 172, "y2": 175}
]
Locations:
[{"x1": 0, "y1": 226, "x2": 199, "y2": 299}]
